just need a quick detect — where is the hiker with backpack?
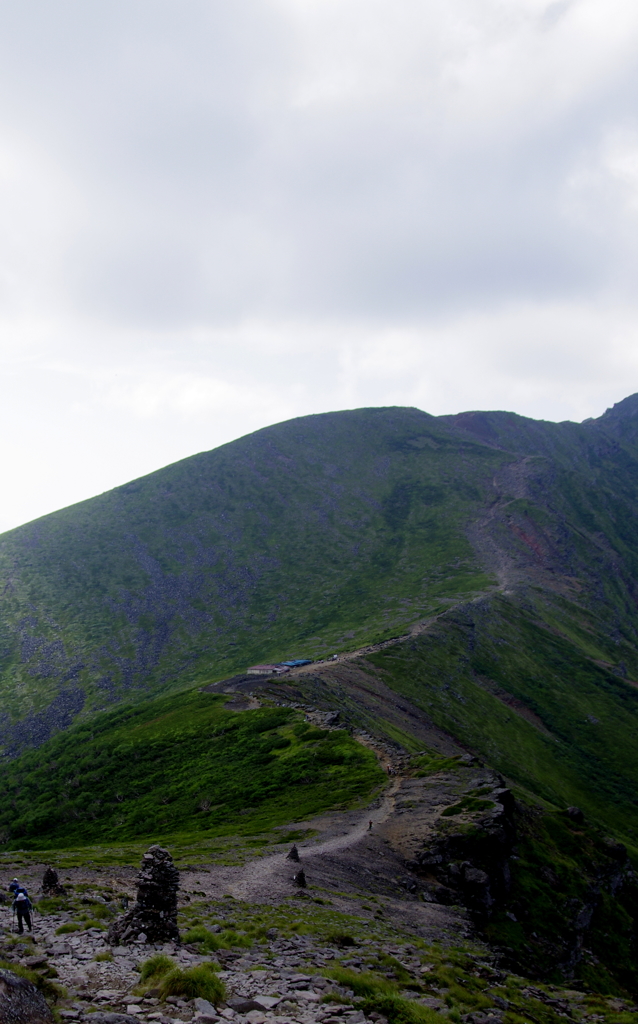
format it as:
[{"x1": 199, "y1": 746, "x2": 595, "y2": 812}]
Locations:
[{"x1": 13, "y1": 890, "x2": 32, "y2": 934}]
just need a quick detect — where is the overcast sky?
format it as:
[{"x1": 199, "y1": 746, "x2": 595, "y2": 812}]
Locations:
[{"x1": 1, "y1": 0, "x2": 638, "y2": 533}]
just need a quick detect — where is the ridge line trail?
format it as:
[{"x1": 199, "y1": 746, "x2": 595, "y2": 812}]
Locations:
[
  {"x1": 286, "y1": 579, "x2": 509, "y2": 674},
  {"x1": 184, "y1": 770, "x2": 403, "y2": 902}
]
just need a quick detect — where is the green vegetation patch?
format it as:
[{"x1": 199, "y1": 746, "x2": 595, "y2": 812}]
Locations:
[
  {"x1": 159, "y1": 963, "x2": 225, "y2": 1004},
  {"x1": 139, "y1": 953, "x2": 176, "y2": 987},
  {"x1": 370, "y1": 593, "x2": 638, "y2": 841},
  {"x1": 0, "y1": 407, "x2": 506, "y2": 738},
  {"x1": 484, "y1": 805, "x2": 638, "y2": 995},
  {"x1": 183, "y1": 924, "x2": 251, "y2": 951},
  {"x1": 0, "y1": 959, "x2": 66, "y2": 1003},
  {"x1": 0, "y1": 689, "x2": 384, "y2": 849}
]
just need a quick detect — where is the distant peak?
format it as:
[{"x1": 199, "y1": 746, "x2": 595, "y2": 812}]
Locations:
[{"x1": 598, "y1": 393, "x2": 638, "y2": 421}]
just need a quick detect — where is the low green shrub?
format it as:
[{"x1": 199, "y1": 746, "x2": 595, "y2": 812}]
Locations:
[
  {"x1": 182, "y1": 925, "x2": 251, "y2": 951},
  {"x1": 183, "y1": 925, "x2": 217, "y2": 946},
  {"x1": 411, "y1": 754, "x2": 461, "y2": 777},
  {"x1": 441, "y1": 797, "x2": 495, "y2": 817},
  {"x1": 94, "y1": 951, "x2": 113, "y2": 962},
  {"x1": 35, "y1": 897, "x2": 66, "y2": 914},
  {"x1": 324, "y1": 931, "x2": 356, "y2": 948},
  {"x1": 87, "y1": 903, "x2": 113, "y2": 920},
  {"x1": 55, "y1": 923, "x2": 81, "y2": 934},
  {"x1": 159, "y1": 963, "x2": 225, "y2": 1004},
  {"x1": 139, "y1": 954, "x2": 175, "y2": 984},
  {"x1": 327, "y1": 968, "x2": 398, "y2": 999},
  {"x1": 359, "y1": 994, "x2": 441, "y2": 1024}
]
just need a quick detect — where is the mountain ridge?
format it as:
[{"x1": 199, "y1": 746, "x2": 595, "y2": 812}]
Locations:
[
  {"x1": 5, "y1": 396, "x2": 638, "y2": 1007},
  {"x1": 2, "y1": 396, "x2": 638, "y2": 757}
]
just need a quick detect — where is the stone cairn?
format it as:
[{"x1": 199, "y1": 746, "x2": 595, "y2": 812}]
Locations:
[
  {"x1": 42, "y1": 866, "x2": 65, "y2": 896},
  {"x1": 108, "y1": 845, "x2": 180, "y2": 946},
  {"x1": 286, "y1": 844, "x2": 306, "y2": 886}
]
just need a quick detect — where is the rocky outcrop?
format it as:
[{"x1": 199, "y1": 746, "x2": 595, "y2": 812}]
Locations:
[
  {"x1": 0, "y1": 967, "x2": 54, "y2": 1023},
  {"x1": 107, "y1": 846, "x2": 179, "y2": 946},
  {"x1": 410, "y1": 783, "x2": 516, "y2": 924}
]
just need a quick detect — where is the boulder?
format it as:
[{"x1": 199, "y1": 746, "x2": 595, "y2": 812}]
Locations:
[
  {"x1": 107, "y1": 845, "x2": 180, "y2": 946},
  {"x1": 0, "y1": 966, "x2": 54, "y2": 1024},
  {"x1": 226, "y1": 998, "x2": 265, "y2": 1013},
  {"x1": 194, "y1": 997, "x2": 217, "y2": 1016}
]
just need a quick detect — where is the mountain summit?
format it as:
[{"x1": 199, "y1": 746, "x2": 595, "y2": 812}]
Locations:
[{"x1": 2, "y1": 397, "x2": 638, "y2": 758}]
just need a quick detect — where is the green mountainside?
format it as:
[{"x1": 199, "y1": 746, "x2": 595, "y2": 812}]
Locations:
[
  {"x1": 3, "y1": 393, "x2": 638, "y2": 757},
  {"x1": 0, "y1": 405, "x2": 502, "y2": 752},
  {"x1": 0, "y1": 688, "x2": 383, "y2": 849},
  {"x1": 3, "y1": 394, "x2": 638, "y2": 850},
  {"x1": 5, "y1": 395, "x2": 638, "y2": 997}
]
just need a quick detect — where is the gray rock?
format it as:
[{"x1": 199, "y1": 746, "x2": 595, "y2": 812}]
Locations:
[
  {"x1": 83, "y1": 1016, "x2": 143, "y2": 1024},
  {"x1": 194, "y1": 997, "x2": 217, "y2": 1015},
  {"x1": 253, "y1": 996, "x2": 281, "y2": 1010},
  {"x1": 25, "y1": 955, "x2": 48, "y2": 968},
  {"x1": 226, "y1": 998, "x2": 265, "y2": 1013},
  {"x1": 0, "y1": 966, "x2": 54, "y2": 1023}
]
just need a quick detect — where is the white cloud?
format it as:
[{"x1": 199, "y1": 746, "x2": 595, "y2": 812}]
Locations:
[{"x1": 0, "y1": 0, "x2": 637, "y2": 531}]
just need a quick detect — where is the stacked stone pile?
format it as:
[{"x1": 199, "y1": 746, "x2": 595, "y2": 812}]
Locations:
[
  {"x1": 108, "y1": 847, "x2": 180, "y2": 946},
  {"x1": 42, "y1": 866, "x2": 66, "y2": 896}
]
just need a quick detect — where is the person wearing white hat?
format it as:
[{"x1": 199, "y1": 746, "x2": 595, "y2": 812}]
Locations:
[{"x1": 13, "y1": 890, "x2": 32, "y2": 933}]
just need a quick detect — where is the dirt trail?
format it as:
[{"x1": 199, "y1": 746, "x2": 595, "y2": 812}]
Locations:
[
  {"x1": 184, "y1": 772, "x2": 403, "y2": 902},
  {"x1": 178, "y1": 757, "x2": 475, "y2": 946}
]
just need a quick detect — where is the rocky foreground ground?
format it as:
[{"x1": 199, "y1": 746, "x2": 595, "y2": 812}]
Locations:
[
  {"x1": 1, "y1": 759, "x2": 637, "y2": 1024},
  {"x1": 0, "y1": 881, "x2": 635, "y2": 1024}
]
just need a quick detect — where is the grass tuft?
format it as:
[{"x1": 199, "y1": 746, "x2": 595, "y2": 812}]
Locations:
[
  {"x1": 159, "y1": 963, "x2": 225, "y2": 1004},
  {"x1": 182, "y1": 925, "x2": 251, "y2": 951},
  {"x1": 139, "y1": 954, "x2": 175, "y2": 984}
]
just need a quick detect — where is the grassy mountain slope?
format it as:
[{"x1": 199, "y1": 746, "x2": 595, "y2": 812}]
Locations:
[
  {"x1": 3, "y1": 395, "x2": 638, "y2": 848},
  {"x1": 0, "y1": 406, "x2": 509, "y2": 752},
  {"x1": 367, "y1": 591, "x2": 638, "y2": 840},
  {"x1": 4, "y1": 396, "x2": 638, "y2": 758},
  {"x1": 0, "y1": 687, "x2": 383, "y2": 849},
  {"x1": 7, "y1": 396, "x2": 638, "y2": 1003}
]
